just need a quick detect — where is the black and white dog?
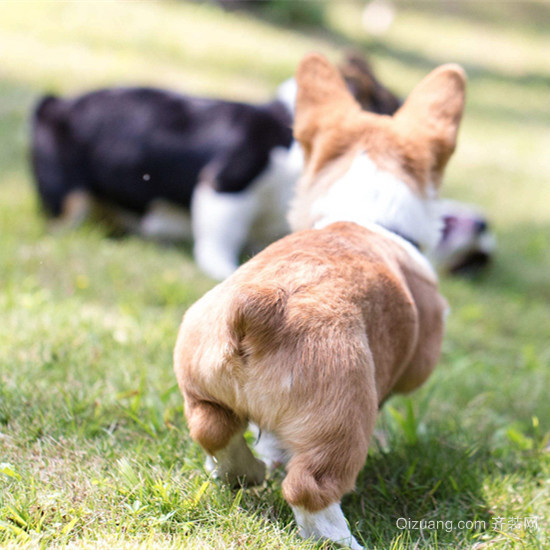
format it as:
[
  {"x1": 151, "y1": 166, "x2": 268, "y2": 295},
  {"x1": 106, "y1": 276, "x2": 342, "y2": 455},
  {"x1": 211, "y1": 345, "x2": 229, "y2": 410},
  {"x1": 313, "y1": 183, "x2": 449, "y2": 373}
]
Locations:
[
  {"x1": 31, "y1": 54, "x2": 493, "y2": 279},
  {"x1": 31, "y1": 84, "x2": 303, "y2": 279}
]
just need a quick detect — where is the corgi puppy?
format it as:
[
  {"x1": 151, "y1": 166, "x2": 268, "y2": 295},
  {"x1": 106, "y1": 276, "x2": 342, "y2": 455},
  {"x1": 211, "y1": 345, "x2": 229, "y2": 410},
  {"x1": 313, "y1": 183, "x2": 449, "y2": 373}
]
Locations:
[{"x1": 173, "y1": 53, "x2": 466, "y2": 549}]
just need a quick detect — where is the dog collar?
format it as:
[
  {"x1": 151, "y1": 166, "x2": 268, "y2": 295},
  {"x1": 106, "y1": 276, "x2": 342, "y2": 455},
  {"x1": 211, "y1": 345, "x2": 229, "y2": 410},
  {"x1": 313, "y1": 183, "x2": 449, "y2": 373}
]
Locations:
[{"x1": 385, "y1": 228, "x2": 421, "y2": 251}]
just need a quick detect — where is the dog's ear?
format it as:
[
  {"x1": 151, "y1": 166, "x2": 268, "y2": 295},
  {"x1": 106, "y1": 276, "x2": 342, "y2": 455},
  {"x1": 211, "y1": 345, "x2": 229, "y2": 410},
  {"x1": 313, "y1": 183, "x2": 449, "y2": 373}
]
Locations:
[
  {"x1": 294, "y1": 53, "x2": 360, "y2": 161},
  {"x1": 339, "y1": 51, "x2": 401, "y2": 115},
  {"x1": 393, "y1": 64, "x2": 466, "y2": 185}
]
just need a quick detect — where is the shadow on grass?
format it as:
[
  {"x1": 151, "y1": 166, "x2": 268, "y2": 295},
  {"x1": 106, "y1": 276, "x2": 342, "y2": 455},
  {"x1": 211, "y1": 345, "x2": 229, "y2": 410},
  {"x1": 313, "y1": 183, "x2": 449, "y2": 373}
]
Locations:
[
  {"x1": 347, "y1": 434, "x2": 493, "y2": 548},
  {"x1": 105, "y1": 228, "x2": 196, "y2": 261},
  {"x1": 235, "y1": 430, "x2": 545, "y2": 549},
  {"x1": 395, "y1": 0, "x2": 550, "y2": 38},
  {"x1": 233, "y1": 432, "x2": 498, "y2": 549},
  {"x1": 367, "y1": 39, "x2": 550, "y2": 89}
]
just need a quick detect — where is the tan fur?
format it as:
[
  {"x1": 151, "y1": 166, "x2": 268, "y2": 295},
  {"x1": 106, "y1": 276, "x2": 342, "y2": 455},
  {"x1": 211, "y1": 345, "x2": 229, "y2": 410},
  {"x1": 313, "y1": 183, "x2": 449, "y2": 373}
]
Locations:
[
  {"x1": 291, "y1": 53, "x2": 465, "y2": 208},
  {"x1": 174, "y1": 53, "x2": 465, "y2": 526}
]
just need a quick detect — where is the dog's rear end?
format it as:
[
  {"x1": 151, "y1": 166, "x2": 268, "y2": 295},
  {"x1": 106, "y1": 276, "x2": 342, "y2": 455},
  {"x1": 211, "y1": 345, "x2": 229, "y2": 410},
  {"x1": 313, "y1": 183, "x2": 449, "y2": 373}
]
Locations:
[
  {"x1": 32, "y1": 95, "x2": 91, "y2": 224},
  {"x1": 175, "y1": 233, "x2": 382, "y2": 512},
  {"x1": 175, "y1": 225, "x2": 446, "y2": 550},
  {"x1": 32, "y1": 95, "x2": 66, "y2": 217}
]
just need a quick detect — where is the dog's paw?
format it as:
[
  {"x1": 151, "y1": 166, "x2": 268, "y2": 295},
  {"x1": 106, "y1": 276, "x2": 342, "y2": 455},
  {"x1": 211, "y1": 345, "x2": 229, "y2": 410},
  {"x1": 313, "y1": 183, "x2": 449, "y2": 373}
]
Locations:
[
  {"x1": 206, "y1": 454, "x2": 266, "y2": 487},
  {"x1": 225, "y1": 457, "x2": 266, "y2": 488}
]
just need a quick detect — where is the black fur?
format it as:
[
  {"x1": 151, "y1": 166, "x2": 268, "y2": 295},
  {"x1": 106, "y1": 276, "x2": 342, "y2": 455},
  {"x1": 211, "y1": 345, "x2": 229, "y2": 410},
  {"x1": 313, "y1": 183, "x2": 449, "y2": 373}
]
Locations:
[{"x1": 31, "y1": 87, "x2": 293, "y2": 217}]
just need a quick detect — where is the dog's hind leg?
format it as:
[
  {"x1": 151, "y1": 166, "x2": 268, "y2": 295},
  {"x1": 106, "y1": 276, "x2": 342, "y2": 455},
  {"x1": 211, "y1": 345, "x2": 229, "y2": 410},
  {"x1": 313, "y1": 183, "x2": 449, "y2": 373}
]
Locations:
[
  {"x1": 292, "y1": 503, "x2": 363, "y2": 550},
  {"x1": 282, "y1": 419, "x2": 373, "y2": 550},
  {"x1": 282, "y1": 431, "x2": 370, "y2": 550},
  {"x1": 278, "y1": 349, "x2": 377, "y2": 549},
  {"x1": 208, "y1": 429, "x2": 266, "y2": 487},
  {"x1": 185, "y1": 398, "x2": 266, "y2": 487},
  {"x1": 32, "y1": 95, "x2": 92, "y2": 223}
]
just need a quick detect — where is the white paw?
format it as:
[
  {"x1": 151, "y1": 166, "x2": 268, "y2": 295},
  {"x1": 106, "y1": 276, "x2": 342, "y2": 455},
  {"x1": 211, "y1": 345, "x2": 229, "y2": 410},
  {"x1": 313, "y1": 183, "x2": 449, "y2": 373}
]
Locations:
[{"x1": 292, "y1": 503, "x2": 363, "y2": 549}]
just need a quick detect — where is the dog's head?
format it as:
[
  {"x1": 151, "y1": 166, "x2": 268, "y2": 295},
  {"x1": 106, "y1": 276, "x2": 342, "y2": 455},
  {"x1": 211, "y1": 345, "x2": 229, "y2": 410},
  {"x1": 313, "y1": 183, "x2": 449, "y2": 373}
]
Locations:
[
  {"x1": 431, "y1": 199, "x2": 495, "y2": 274},
  {"x1": 289, "y1": 53, "x2": 466, "y2": 252},
  {"x1": 294, "y1": 52, "x2": 465, "y2": 193}
]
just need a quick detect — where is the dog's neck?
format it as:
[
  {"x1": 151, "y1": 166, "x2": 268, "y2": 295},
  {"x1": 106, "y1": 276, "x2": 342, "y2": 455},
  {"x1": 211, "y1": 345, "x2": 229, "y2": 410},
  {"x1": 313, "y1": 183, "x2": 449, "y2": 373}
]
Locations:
[{"x1": 311, "y1": 152, "x2": 442, "y2": 265}]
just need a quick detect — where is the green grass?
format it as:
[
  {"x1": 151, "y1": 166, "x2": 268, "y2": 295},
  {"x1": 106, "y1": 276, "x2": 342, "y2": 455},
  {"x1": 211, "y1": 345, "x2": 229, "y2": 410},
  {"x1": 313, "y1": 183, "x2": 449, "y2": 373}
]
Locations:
[{"x1": 1, "y1": 1, "x2": 549, "y2": 548}]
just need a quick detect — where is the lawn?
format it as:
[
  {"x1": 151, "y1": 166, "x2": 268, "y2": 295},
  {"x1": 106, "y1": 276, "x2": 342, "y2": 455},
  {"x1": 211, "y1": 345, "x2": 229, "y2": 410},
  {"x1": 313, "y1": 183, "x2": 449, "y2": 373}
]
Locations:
[{"x1": 0, "y1": 1, "x2": 549, "y2": 548}]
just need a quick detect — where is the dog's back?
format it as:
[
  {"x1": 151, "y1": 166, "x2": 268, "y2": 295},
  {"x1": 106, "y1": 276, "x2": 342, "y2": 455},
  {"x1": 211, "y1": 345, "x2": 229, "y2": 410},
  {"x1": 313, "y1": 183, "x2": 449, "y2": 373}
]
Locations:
[{"x1": 31, "y1": 87, "x2": 293, "y2": 218}]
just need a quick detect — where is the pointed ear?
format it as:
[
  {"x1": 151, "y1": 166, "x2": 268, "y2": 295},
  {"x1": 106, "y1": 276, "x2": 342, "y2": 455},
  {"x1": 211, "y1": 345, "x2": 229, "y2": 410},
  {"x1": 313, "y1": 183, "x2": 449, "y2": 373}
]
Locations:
[
  {"x1": 394, "y1": 64, "x2": 466, "y2": 183},
  {"x1": 294, "y1": 53, "x2": 360, "y2": 157}
]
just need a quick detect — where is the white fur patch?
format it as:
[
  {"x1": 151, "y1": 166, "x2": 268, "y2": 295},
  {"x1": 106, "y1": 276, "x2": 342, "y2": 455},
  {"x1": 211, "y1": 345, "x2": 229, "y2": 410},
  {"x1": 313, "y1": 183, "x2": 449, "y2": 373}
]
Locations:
[
  {"x1": 249, "y1": 424, "x2": 289, "y2": 470},
  {"x1": 192, "y1": 184, "x2": 257, "y2": 280},
  {"x1": 292, "y1": 503, "x2": 363, "y2": 550},
  {"x1": 248, "y1": 142, "x2": 303, "y2": 248},
  {"x1": 192, "y1": 143, "x2": 302, "y2": 280},
  {"x1": 276, "y1": 78, "x2": 298, "y2": 114},
  {"x1": 312, "y1": 152, "x2": 441, "y2": 274},
  {"x1": 313, "y1": 153, "x2": 442, "y2": 249}
]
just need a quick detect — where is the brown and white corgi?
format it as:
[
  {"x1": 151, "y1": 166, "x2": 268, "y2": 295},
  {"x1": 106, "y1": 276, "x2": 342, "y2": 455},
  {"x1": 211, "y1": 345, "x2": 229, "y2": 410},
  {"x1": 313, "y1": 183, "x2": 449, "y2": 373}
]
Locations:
[{"x1": 174, "y1": 53, "x2": 466, "y2": 549}]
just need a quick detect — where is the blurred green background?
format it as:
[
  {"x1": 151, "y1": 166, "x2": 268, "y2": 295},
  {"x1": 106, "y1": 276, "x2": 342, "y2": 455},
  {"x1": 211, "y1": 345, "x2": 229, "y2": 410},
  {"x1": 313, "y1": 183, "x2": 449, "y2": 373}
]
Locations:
[{"x1": 0, "y1": 1, "x2": 549, "y2": 548}]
